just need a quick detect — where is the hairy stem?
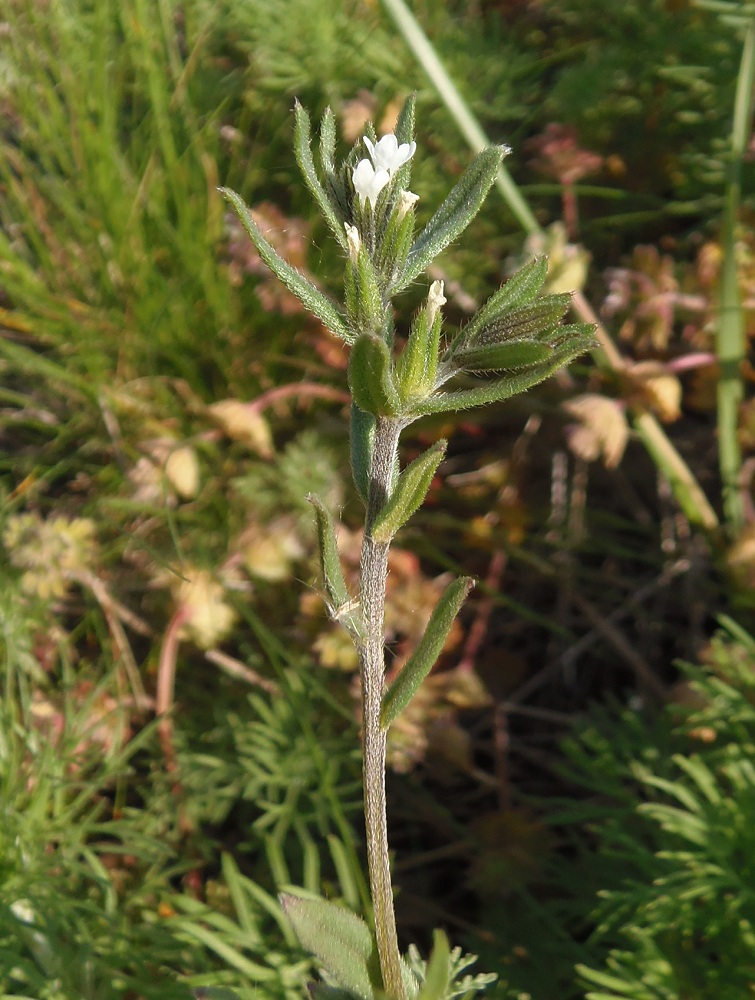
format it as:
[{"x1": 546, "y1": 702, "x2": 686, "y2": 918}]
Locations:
[{"x1": 359, "y1": 415, "x2": 405, "y2": 1000}]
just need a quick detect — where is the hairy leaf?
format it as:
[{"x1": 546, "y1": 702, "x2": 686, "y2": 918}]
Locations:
[
  {"x1": 350, "y1": 403, "x2": 375, "y2": 506},
  {"x1": 398, "y1": 146, "x2": 505, "y2": 291},
  {"x1": 453, "y1": 256, "x2": 548, "y2": 348},
  {"x1": 307, "y1": 494, "x2": 361, "y2": 636},
  {"x1": 453, "y1": 339, "x2": 553, "y2": 372},
  {"x1": 394, "y1": 93, "x2": 417, "y2": 148},
  {"x1": 391, "y1": 93, "x2": 417, "y2": 193},
  {"x1": 294, "y1": 102, "x2": 347, "y2": 251},
  {"x1": 381, "y1": 577, "x2": 474, "y2": 728},
  {"x1": 395, "y1": 301, "x2": 442, "y2": 401},
  {"x1": 345, "y1": 244, "x2": 384, "y2": 336},
  {"x1": 348, "y1": 333, "x2": 402, "y2": 416},
  {"x1": 371, "y1": 440, "x2": 447, "y2": 543},
  {"x1": 319, "y1": 105, "x2": 338, "y2": 179},
  {"x1": 219, "y1": 187, "x2": 352, "y2": 343},
  {"x1": 412, "y1": 326, "x2": 595, "y2": 416},
  {"x1": 281, "y1": 892, "x2": 378, "y2": 1000},
  {"x1": 470, "y1": 293, "x2": 572, "y2": 347}
]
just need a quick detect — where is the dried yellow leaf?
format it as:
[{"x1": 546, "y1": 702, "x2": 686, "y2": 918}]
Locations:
[
  {"x1": 209, "y1": 399, "x2": 274, "y2": 457},
  {"x1": 563, "y1": 393, "x2": 629, "y2": 468}
]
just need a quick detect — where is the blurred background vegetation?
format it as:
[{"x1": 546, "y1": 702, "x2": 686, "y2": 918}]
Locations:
[{"x1": 2, "y1": 0, "x2": 755, "y2": 997}]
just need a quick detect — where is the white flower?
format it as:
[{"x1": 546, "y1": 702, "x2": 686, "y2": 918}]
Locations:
[
  {"x1": 352, "y1": 158, "x2": 390, "y2": 208},
  {"x1": 363, "y1": 134, "x2": 416, "y2": 175}
]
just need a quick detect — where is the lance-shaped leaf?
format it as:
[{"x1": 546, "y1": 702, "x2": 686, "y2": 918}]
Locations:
[
  {"x1": 350, "y1": 403, "x2": 375, "y2": 506},
  {"x1": 395, "y1": 295, "x2": 443, "y2": 401},
  {"x1": 348, "y1": 333, "x2": 402, "y2": 417},
  {"x1": 468, "y1": 293, "x2": 572, "y2": 348},
  {"x1": 397, "y1": 146, "x2": 505, "y2": 292},
  {"x1": 453, "y1": 339, "x2": 553, "y2": 372},
  {"x1": 411, "y1": 325, "x2": 595, "y2": 417},
  {"x1": 344, "y1": 243, "x2": 384, "y2": 336},
  {"x1": 319, "y1": 105, "x2": 338, "y2": 179},
  {"x1": 307, "y1": 494, "x2": 362, "y2": 637},
  {"x1": 280, "y1": 892, "x2": 379, "y2": 1000},
  {"x1": 390, "y1": 93, "x2": 417, "y2": 193},
  {"x1": 293, "y1": 102, "x2": 347, "y2": 251},
  {"x1": 417, "y1": 930, "x2": 452, "y2": 1000},
  {"x1": 375, "y1": 199, "x2": 416, "y2": 287},
  {"x1": 220, "y1": 187, "x2": 352, "y2": 343},
  {"x1": 451, "y1": 256, "x2": 548, "y2": 350},
  {"x1": 371, "y1": 440, "x2": 447, "y2": 543},
  {"x1": 394, "y1": 93, "x2": 416, "y2": 148},
  {"x1": 381, "y1": 576, "x2": 474, "y2": 729}
]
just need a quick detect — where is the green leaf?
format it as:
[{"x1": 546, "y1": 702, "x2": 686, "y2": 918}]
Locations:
[
  {"x1": 375, "y1": 199, "x2": 416, "y2": 287},
  {"x1": 281, "y1": 892, "x2": 378, "y2": 1000},
  {"x1": 319, "y1": 105, "x2": 338, "y2": 178},
  {"x1": 381, "y1": 577, "x2": 474, "y2": 728},
  {"x1": 307, "y1": 494, "x2": 361, "y2": 634},
  {"x1": 350, "y1": 403, "x2": 375, "y2": 506},
  {"x1": 453, "y1": 339, "x2": 553, "y2": 372},
  {"x1": 470, "y1": 293, "x2": 572, "y2": 346},
  {"x1": 219, "y1": 187, "x2": 352, "y2": 343},
  {"x1": 398, "y1": 146, "x2": 505, "y2": 291},
  {"x1": 345, "y1": 243, "x2": 385, "y2": 336},
  {"x1": 390, "y1": 93, "x2": 417, "y2": 192},
  {"x1": 453, "y1": 256, "x2": 548, "y2": 349},
  {"x1": 348, "y1": 333, "x2": 402, "y2": 417},
  {"x1": 394, "y1": 93, "x2": 416, "y2": 147},
  {"x1": 371, "y1": 440, "x2": 447, "y2": 543},
  {"x1": 412, "y1": 329, "x2": 594, "y2": 416},
  {"x1": 395, "y1": 300, "x2": 442, "y2": 401},
  {"x1": 294, "y1": 102, "x2": 348, "y2": 251},
  {"x1": 417, "y1": 930, "x2": 451, "y2": 1000}
]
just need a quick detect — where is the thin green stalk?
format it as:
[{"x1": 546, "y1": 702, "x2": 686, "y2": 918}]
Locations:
[
  {"x1": 380, "y1": 0, "x2": 721, "y2": 534},
  {"x1": 359, "y1": 416, "x2": 405, "y2": 1000},
  {"x1": 717, "y1": 15, "x2": 755, "y2": 533}
]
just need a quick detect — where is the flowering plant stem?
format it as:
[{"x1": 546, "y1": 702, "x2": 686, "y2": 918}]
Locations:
[
  {"x1": 221, "y1": 99, "x2": 594, "y2": 1000},
  {"x1": 360, "y1": 416, "x2": 405, "y2": 999}
]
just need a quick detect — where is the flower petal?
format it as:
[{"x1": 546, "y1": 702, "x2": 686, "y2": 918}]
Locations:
[
  {"x1": 363, "y1": 133, "x2": 416, "y2": 175},
  {"x1": 352, "y1": 158, "x2": 390, "y2": 208}
]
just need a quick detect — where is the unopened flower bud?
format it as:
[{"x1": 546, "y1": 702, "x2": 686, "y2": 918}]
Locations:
[
  {"x1": 427, "y1": 280, "x2": 447, "y2": 326},
  {"x1": 345, "y1": 223, "x2": 361, "y2": 264},
  {"x1": 396, "y1": 190, "x2": 419, "y2": 220}
]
